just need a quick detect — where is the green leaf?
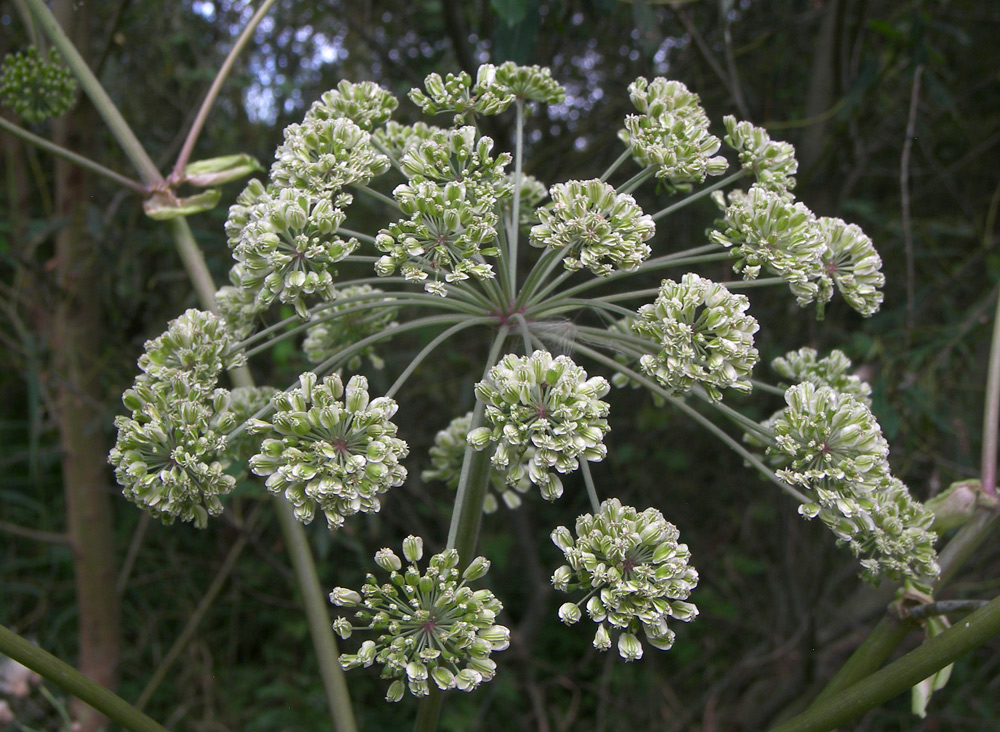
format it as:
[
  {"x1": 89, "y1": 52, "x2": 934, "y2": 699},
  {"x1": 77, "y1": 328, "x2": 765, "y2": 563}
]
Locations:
[
  {"x1": 491, "y1": 0, "x2": 531, "y2": 27},
  {"x1": 143, "y1": 189, "x2": 222, "y2": 220},
  {"x1": 184, "y1": 153, "x2": 263, "y2": 187}
]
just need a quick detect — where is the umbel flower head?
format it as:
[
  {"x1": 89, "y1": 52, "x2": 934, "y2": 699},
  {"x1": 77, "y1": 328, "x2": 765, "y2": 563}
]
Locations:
[
  {"x1": 771, "y1": 347, "x2": 872, "y2": 406},
  {"x1": 767, "y1": 382, "x2": 939, "y2": 587},
  {"x1": 248, "y1": 372, "x2": 408, "y2": 530},
  {"x1": 530, "y1": 179, "x2": 655, "y2": 277},
  {"x1": 492, "y1": 61, "x2": 566, "y2": 103},
  {"x1": 408, "y1": 66, "x2": 515, "y2": 119},
  {"x1": 469, "y1": 351, "x2": 611, "y2": 501},
  {"x1": 226, "y1": 185, "x2": 358, "y2": 318},
  {"x1": 109, "y1": 377, "x2": 235, "y2": 529},
  {"x1": 331, "y1": 536, "x2": 510, "y2": 701},
  {"x1": 0, "y1": 47, "x2": 77, "y2": 123},
  {"x1": 269, "y1": 116, "x2": 390, "y2": 194},
  {"x1": 551, "y1": 498, "x2": 699, "y2": 660},
  {"x1": 303, "y1": 80, "x2": 398, "y2": 130},
  {"x1": 373, "y1": 120, "x2": 448, "y2": 160},
  {"x1": 710, "y1": 185, "x2": 831, "y2": 309},
  {"x1": 375, "y1": 180, "x2": 501, "y2": 296},
  {"x1": 137, "y1": 309, "x2": 244, "y2": 388},
  {"x1": 422, "y1": 412, "x2": 532, "y2": 513},
  {"x1": 618, "y1": 77, "x2": 727, "y2": 190},
  {"x1": 632, "y1": 274, "x2": 760, "y2": 402},
  {"x1": 723, "y1": 116, "x2": 798, "y2": 194},
  {"x1": 303, "y1": 285, "x2": 398, "y2": 370},
  {"x1": 817, "y1": 216, "x2": 885, "y2": 317}
]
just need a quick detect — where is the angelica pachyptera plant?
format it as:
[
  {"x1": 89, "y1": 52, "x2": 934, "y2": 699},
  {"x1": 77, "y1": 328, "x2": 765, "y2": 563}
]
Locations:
[{"x1": 109, "y1": 63, "x2": 940, "y2": 706}]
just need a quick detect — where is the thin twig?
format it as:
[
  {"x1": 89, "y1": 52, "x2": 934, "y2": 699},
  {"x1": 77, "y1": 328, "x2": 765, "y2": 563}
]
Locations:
[{"x1": 900, "y1": 64, "x2": 923, "y2": 343}]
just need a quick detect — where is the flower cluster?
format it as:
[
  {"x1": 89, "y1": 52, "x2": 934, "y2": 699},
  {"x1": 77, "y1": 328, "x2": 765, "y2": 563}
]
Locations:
[
  {"x1": 224, "y1": 185, "x2": 358, "y2": 318},
  {"x1": 469, "y1": 351, "x2": 610, "y2": 500},
  {"x1": 768, "y1": 382, "x2": 938, "y2": 586},
  {"x1": 493, "y1": 62, "x2": 566, "y2": 103},
  {"x1": 771, "y1": 347, "x2": 872, "y2": 405},
  {"x1": 303, "y1": 80, "x2": 398, "y2": 130},
  {"x1": 303, "y1": 285, "x2": 398, "y2": 370},
  {"x1": 618, "y1": 77, "x2": 727, "y2": 190},
  {"x1": 374, "y1": 120, "x2": 447, "y2": 160},
  {"x1": 270, "y1": 117, "x2": 390, "y2": 195},
  {"x1": 530, "y1": 179, "x2": 655, "y2": 277},
  {"x1": 109, "y1": 310, "x2": 243, "y2": 528},
  {"x1": 422, "y1": 412, "x2": 532, "y2": 513},
  {"x1": 248, "y1": 372, "x2": 408, "y2": 529},
  {"x1": 0, "y1": 47, "x2": 76, "y2": 123},
  {"x1": 723, "y1": 116, "x2": 798, "y2": 193},
  {"x1": 710, "y1": 185, "x2": 830, "y2": 308},
  {"x1": 331, "y1": 537, "x2": 510, "y2": 701},
  {"x1": 408, "y1": 67, "x2": 514, "y2": 119},
  {"x1": 375, "y1": 127, "x2": 511, "y2": 294},
  {"x1": 632, "y1": 274, "x2": 759, "y2": 402},
  {"x1": 551, "y1": 498, "x2": 699, "y2": 660},
  {"x1": 817, "y1": 216, "x2": 885, "y2": 317}
]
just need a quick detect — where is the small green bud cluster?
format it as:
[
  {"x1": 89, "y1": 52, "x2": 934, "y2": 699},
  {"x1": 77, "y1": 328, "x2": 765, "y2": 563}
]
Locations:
[
  {"x1": 408, "y1": 63, "x2": 566, "y2": 121},
  {"x1": 0, "y1": 47, "x2": 76, "y2": 123},
  {"x1": 109, "y1": 310, "x2": 246, "y2": 528},
  {"x1": 469, "y1": 351, "x2": 610, "y2": 500},
  {"x1": 375, "y1": 127, "x2": 511, "y2": 295},
  {"x1": 331, "y1": 537, "x2": 509, "y2": 701},
  {"x1": 632, "y1": 274, "x2": 759, "y2": 402},
  {"x1": 710, "y1": 187, "x2": 885, "y2": 317},
  {"x1": 222, "y1": 385, "x2": 277, "y2": 462},
  {"x1": 530, "y1": 179, "x2": 655, "y2": 277},
  {"x1": 768, "y1": 382, "x2": 939, "y2": 587},
  {"x1": 373, "y1": 120, "x2": 447, "y2": 159},
  {"x1": 248, "y1": 372, "x2": 408, "y2": 530},
  {"x1": 618, "y1": 77, "x2": 727, "y2": 190},
  {"x1": 270, "y1": 116, "x2": 390, "y2": 195},
  {"x1": 303, "y1": 285, "x2": 398, "y2": 371},
  {"x1": 224, "y1": 184, "x2": 357, "y2": 318},
  {"x1": 422, "y1": 412, "x2": 532, "y2": 513},
  {"x1": 303, "y1": 79, "x2": 399, "y2": 130},
  {"x1": 723, "y1": 116, "x2": 798, "y2": 193},
  {"x1": 551, "y1": 498, "x2": 699, "y2": 661},
  {"x1": 771, "y1": 347, "x2": 872, "y2": 405},
  {"x1": 506, "y1": 173, "x2": 549, "y2": 227}
]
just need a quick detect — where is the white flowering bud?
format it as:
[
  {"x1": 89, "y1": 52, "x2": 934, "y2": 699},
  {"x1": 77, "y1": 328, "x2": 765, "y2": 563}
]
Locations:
[
  {"x1": 455, "y1": 669, "x2": 483, "y2": 691},
  {"x1": 357, "y1": 640, "x2": 377, "y2": 665},
  {"x1": 462, "y1": 556, "x2": 491, "y2": 581},
  {"x1": 467, "y1": 427, "x2": 493, "y2": 449},
  {"x1": 330, "y1": 587, "x2": 362, "y2": 606},
  {"x1": 332, "y1": 617, "x2": 353, "y2": 639},
  {"x1": 402, "y1": 535, "x2": 424, "y2": 563},
  {"x1": 431, "y1": 666, "x2": 456, "y2": 690},
  {"x1": 374, "y1": 548, "x2": 402, "y2": 572},
  {"x1": 386, "y1": 680, "x2": 405, "y2": 703},
  {"x1": 481, "y1": 625, "x2": 511, "y2": 651},
  {"x1": 593, "y1": 624, "x2": 612, "y2": 651},
  {"x1": 558, "y1": 602, "x2": 582, "y2": 625},
  {"x1": 617, "y1": 632, "x2": 644, "y2": 661},
  {"x1": 551, "y1": 565, "x2": 573, "y2": 591}
]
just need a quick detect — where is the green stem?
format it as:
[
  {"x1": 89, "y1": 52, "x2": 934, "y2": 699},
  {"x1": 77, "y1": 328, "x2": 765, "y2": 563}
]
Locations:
[
  {"x1": 580, "y1": 460, "x2": 601, "y2": 512},
  {"x1": 170, "y1": 0, "x2": 279, "y2": 180},
  {"x1": 979, "y1": 286, "x2": 1000, "y2": 498},
  {"x1": 571, "y1": 342, "x2": 808, "y2": 504},
  {"x1": 599, "y1": 149, "x2": 633, "y2": 182},
  {"x1": 724, "y1": 276, "x2": 785, "y2": 290},
  {"x1": 507, "y1": 100, "x2": 525, "y2": 290},
  {"x1": 617, "y1": 166, "x2": 655, "y2": 195},
  {"x1": 272, "y1": 499, "x2": 358, "y2": 732},
  {"x1": 446, "y1": 327, "x2": 511, "y2": 556},
  {"x1": 337, "y1": 228, "x2": 378, "y2": 245},
  {"x1": 385, "y1": 317, "x2": 492, "y2": 398},
  {"x1": 0, "y1": 116, "x2": 147, "y2": 193},
  {"x1": 413, "y1": 687, "x2": 444, "y2": 732},
  {"x1": 25, "y1": 0, "x2": 161, "y2": 184},
  {"x1": 0, "y1": 624, "x2": 172, "y2": 732},
  {"x1": 767, "y1": 594, "x2": 1000, "y2": 732},
  {"x1": 651, "y1": 170, "x2": 747, "y2": 222},
  {"x1": 351, "y1": 182, "x2": 400, "y2": 211}
]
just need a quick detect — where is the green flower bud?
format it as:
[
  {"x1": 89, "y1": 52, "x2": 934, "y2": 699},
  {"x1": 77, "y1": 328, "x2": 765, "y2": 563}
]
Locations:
[
  {"x1": 402, "y1": 535, "x2": 424, "y2": 563},
  {"x1": 462, "y1": 556, "x2": 491, "y2": 581},
  {"x1": 558, "y1": 602, "x2": 582, "y2": 625}
]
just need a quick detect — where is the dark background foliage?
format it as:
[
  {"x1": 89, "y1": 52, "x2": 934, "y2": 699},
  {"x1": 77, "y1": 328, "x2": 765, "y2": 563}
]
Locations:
[{"x1": 2, "y1": 1, "x2": 999, "y2": 730}]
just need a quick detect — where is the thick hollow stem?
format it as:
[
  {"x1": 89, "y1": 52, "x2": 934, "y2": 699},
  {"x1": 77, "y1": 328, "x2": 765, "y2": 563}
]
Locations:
[
  {"x1": 0, "y1": 624, "x2": 172, "y2": 732},
  {"x1": 767, "y1": 594, "x2": 1000, "y2": 732}
]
